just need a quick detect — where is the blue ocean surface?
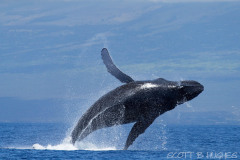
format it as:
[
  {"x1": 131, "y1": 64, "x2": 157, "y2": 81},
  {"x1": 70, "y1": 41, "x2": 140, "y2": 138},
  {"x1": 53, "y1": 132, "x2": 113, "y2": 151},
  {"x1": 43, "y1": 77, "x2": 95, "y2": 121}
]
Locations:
[{"x1": 0, "y1": 123, "x2": 239, "y2": 160}]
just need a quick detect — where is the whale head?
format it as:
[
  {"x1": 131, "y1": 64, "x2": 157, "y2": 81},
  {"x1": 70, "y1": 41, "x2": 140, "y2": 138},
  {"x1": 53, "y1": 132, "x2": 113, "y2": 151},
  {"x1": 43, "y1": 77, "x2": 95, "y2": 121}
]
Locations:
[{"x1": 177, "y1": 80, "x2": 204, "y2": 104}]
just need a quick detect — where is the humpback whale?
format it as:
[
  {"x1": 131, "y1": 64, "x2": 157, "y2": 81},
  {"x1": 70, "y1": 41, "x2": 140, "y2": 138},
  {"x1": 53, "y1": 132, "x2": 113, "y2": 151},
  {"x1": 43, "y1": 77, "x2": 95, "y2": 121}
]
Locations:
[{"x1": 71, "y1": 48, "x2": 204, "y2": 150}]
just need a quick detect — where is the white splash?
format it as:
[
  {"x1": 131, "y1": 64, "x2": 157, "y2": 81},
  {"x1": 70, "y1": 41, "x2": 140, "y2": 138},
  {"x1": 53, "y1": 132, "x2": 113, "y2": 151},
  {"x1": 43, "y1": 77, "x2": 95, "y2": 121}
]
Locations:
[
  {"x1": 32, "y1": 136, "x2": 116, "y2": 151},
  {"x1": 185, "y1": 102, "x2": 195, "y2": 112},
  {"x1": 140, "y1": 83, "x2": 158, "y2": 89},
  {"x1": 32, "y1": 137, "x2": 77, "y2": 151},
  {"x1": 185, "y1": 102, "x2": 193, "y2": 108}
]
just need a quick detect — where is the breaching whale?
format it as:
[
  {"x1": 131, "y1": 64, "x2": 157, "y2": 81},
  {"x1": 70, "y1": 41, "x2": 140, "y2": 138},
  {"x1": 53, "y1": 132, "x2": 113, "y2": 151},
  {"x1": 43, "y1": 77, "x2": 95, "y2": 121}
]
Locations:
[{"x1": 71, "y1": 48, "x2": 204, "y2": 150}]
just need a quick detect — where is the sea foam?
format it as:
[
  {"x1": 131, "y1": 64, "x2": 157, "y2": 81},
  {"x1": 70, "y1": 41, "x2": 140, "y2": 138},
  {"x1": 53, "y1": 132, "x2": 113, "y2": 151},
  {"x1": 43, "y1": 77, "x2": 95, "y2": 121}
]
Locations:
[{"x1": 32, "y1": 136, "x2": 116, "y2": 151}]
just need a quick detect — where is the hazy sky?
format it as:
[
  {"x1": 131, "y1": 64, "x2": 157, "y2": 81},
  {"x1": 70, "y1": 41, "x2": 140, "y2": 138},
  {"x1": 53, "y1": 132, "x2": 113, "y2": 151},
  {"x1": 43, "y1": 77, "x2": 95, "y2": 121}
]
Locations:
[{"x1": 0, "y1": 0, "x2": 240, "y2": 123}]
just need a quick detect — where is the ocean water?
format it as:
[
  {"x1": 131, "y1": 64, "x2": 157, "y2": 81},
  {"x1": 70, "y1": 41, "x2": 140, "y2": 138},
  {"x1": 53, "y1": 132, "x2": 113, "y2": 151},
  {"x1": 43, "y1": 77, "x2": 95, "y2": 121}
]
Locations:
[{"x1": 0, "y1": 123, "x2": 239, "y2": 160}]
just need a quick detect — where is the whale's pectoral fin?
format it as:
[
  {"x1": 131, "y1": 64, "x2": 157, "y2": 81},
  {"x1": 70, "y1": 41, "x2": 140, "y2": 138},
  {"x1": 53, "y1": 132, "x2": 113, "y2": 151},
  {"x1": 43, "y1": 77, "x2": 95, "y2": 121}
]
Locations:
[
  {"x1": 123, "y1": 117, "x2": 156, "y2": 150},
  {"x1": 101, "y1": 48, "x2": 134, "y2": 83}
]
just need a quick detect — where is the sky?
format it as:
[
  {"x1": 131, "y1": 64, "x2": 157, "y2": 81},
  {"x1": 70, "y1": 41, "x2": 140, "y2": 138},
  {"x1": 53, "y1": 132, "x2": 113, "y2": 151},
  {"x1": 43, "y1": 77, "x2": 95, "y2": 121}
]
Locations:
[{"x1": 0, "y1": 0, "x2": 240, "y2": 124}]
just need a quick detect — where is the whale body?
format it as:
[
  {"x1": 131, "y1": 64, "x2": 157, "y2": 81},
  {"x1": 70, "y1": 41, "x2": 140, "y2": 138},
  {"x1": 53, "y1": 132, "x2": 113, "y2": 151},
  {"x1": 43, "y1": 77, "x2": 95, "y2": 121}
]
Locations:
[{"x1": 71, "y1": 48, "x2": 204, "y2": 150}]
